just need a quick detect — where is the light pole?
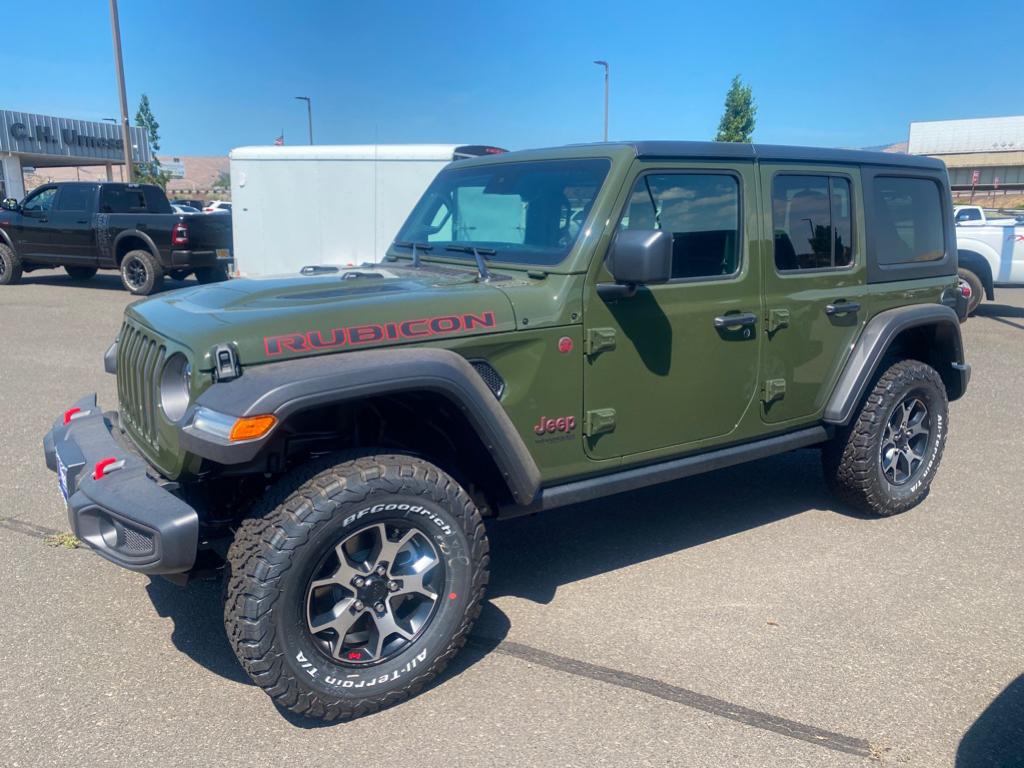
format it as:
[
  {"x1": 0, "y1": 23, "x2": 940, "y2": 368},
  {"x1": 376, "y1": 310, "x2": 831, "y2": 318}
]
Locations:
[
  {"x1": 593, "y1": 60, "x2": 609, "y2": 142},
  {"x1": 108, "y1": 0, "x2": 134, "y2": 181},
  {"x1": 295, "y1": 96, "x2": 313, "y2": 145}
]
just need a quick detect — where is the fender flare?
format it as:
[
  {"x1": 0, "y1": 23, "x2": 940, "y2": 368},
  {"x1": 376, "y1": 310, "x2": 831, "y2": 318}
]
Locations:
[
  {"x1": 824, "y1": 304, "x2": 968, "y2": 425},
  {"x1": 180, "y1": 347, "x2": 542, "y2": 505},
  {"x1": 957, "y1": 247, "x2": 996, "y2": 299},
  {"x1": 111, "y1": 229, "x2": 160, "y2": 265},
  {"x1": 0, "y1": 227, "x2": 14, "y2": 252}
]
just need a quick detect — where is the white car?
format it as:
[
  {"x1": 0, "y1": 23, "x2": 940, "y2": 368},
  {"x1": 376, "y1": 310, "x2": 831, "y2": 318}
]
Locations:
[
  {"x1": 954, "y1": 205, "x2": 1024, "y2": 315},
  {"x1": 171, "y1": 204, "x2": 202, "y2": 214},
  {"x1": 203, "y1": 201, "x2": 232, "y2": 214}
]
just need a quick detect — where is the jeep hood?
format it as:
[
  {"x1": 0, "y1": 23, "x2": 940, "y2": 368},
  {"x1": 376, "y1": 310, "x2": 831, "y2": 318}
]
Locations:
[{"x1": 125, "y1": 265, "x2": 517, "y2": 370}]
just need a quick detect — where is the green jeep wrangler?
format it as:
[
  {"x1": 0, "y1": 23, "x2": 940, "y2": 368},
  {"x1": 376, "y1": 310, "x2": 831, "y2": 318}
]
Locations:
[{"x1": 43, "y1": 141, "x2": 970, "y2": 720}]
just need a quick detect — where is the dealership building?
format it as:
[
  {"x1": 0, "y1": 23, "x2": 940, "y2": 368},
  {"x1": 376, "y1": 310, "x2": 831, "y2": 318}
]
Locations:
[
  {"x1": 908, "y1": 115, "x2": 1024, "y2": 194},
  {"x1": 0, "y1": 110, "x2": 151, "y2": 200}
]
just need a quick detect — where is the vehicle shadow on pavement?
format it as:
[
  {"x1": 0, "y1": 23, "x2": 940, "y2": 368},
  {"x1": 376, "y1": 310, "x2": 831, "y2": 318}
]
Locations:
[
  {"x1": 956, "y1": 674, "x2": 1024, "y2": 767},
  {"x1": 17, "y1": 273, "x2": 197, "y2": 292},
  {"x1": 145, "y1": 576, "x2": 252, "y2": 685},
  {"x1": 143, "y1": 448, "x2": 840, "y2": 726},
  {"x1": 487, "y1": 448, "x2": 836, "y2": 604},
  {"x1": 975, "y1": 303, "x2": 1024, "y2": 331}
]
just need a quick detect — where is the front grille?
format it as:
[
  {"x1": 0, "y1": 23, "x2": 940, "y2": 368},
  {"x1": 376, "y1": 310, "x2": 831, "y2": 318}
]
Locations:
[{"x1": 116, "y1": 321, "x2": 167, "y2": 448}]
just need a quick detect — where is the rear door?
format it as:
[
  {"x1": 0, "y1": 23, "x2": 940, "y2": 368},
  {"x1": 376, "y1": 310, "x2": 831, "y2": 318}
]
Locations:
[
  {"x1": 582, "y1": 160, "x2": 763, "y2": 460},
  {"x1": 49, "y1": 185, "x2": 98, "y2": 263},
  {"x1": 758, "y1": 164, "x2": 866, "y2": 425}
]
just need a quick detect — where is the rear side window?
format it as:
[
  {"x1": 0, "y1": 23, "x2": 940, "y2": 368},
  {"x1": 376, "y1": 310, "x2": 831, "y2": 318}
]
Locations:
[
  {"x1": 872, "y1": 177, "x2": 945, "y2": 264},
  {"x1": 955, "y1": 208, "x2": 981, "y2": 223},
  {"x1": 56, "y1": 185, "x2": 96, "y2": 212},
  {"x1": 772, "y1": 175, "x2": 853, "y2": 271},
  {"x1": 619, "y1": 172, "x2": 740, "y2": 279},
  {"x1": 99, "y1": 186, "x2": 148, "y2": 213}
]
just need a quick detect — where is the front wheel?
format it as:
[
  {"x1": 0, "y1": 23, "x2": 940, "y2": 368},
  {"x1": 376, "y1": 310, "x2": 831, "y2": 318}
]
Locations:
[
  {"x1": 0, "y1": 244, "x2": 23, "y2": 285},
  {"x1": 224, "y1": 454, "x2": 489, "y2": 721},
  {"x1": 823, "y1": 359, "x2": 948, "y2": 516},
  {"x1": 120, "y1": 250, "x2": 164, "y2": 295}
]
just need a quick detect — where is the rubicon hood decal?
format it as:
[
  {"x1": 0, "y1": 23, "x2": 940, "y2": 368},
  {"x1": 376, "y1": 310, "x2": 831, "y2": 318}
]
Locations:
[{"x1": 264, "y1": 311, "x2": 498, "y2": 357}]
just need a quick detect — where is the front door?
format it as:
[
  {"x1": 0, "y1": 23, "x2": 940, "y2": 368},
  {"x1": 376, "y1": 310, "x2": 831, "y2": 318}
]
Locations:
[
  {"x1": 582, "y1": 161, "x2": 762, "y2": 461},
  {"x1": 758, "y1": 165, "x2": 867, "y2": 425},
  {"x1": 15, "y1": 186, "x2": 58, "y2": 260}
]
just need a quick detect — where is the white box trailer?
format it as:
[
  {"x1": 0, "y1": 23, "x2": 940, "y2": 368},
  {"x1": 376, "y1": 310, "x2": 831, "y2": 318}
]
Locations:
[{"x1": 228, "y1": 144, "x2": 504, "y2": 276}]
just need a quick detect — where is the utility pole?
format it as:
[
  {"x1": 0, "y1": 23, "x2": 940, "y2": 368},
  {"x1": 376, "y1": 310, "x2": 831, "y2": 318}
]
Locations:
[
  {"x1": 593, "y1": 60, "x2": 609, "y2": 141},
  {"x1": 295, "y1": 96, "x2": 313, "y2": 144},
  {"x1": 108, "y1": 0, "x2": 133, "y2": 182}
]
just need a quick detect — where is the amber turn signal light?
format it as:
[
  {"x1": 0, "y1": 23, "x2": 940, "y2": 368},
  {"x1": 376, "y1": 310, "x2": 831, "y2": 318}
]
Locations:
[{"x1": 228, "y1": 414, "x2": 277, "y2": 441}]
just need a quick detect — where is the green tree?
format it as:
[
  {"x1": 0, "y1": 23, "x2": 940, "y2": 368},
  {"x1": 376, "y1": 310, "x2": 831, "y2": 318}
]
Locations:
[
  {"x1": 714, "y1": 75, "x2": 757, "y2": 143},
  {"x1": 213, "y1": 170, "x2": 231, "y2": 190},
  {"x1": 133, "y1": 94, "x2": 172, "y2": 189}
]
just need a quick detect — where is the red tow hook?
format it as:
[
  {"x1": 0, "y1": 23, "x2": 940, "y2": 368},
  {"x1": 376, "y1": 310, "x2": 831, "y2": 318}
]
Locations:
[
  {"x1": 63, "y1": 407, "x2": 86, "y2": 425},
  {"x1": 93, "y1": 457, "x2": 126, "y2": 480}
]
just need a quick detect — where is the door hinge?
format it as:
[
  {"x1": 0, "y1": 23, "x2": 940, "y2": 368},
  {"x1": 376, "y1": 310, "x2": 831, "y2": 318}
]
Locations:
[
  {"x1": 585, "y1": 327, "x2": 617, "y2": 357},
  {"x1": 583, "y1": 408, "x2": 616, "y2": 437},
  {"x1": 767, "y1": 308, "x2": 790, "y2": 334},
  {"x1": 762, "y1": 378, "x2": 786, "y2": 404}
]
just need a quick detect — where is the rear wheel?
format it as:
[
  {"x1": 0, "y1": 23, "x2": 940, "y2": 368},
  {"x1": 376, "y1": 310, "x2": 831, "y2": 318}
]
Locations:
[
  {"x1": 958, "y1": 267, "x2": 984, "y2": 316},
  {"x1": 0, "y1": 244, "x2": 23, "y2": 285},
  {"x1": 224, "y1": 453, "x2": 489, "y2": 721},
  {"x1": 64, "y1": 265, "x2": 97, "y2": 281},
  {"x1": 823, "y1": 359, "x2": 948, "y2": 516},
  {"x1": 120, "y1": 250, "x2": 163, "y2": 295},
  {"x1": 194, "y1": 264, "x2": 229, "y2": 284}
]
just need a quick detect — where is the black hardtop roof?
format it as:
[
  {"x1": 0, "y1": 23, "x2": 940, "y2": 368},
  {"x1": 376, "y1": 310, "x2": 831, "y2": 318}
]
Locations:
[
  {"x1": 630, "y1": 140, "x2": 944, "y2": 170},
  {"x1": 498, "y1": 141, "x2": 946, "y2": 171}
]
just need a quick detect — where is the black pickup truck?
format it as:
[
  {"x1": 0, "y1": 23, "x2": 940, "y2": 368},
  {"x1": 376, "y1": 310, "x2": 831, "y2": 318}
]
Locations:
[{"x1": 0, "y1": 182, "x2": 233, "y2": 294}]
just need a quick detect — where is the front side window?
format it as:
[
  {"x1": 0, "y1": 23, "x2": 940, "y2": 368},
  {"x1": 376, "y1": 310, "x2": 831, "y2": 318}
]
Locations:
[
  {"x1": 773, "y1": 175, "x2": 853, "y2": 271},
  {"x1": 395, "y1": 159, "x2": 610, "y2": 266},
  {"x1": 23, "y1": 187, "x2": 57, "y2": 213},
  {"x1": 955, "y1": 208, "x2": 981, "y2": 223},
  {"x1": 617, "y1": 172, "x2": 741, "y2": 279},
  {"x1": 873, "y1": 177, "x2": 945, "y2": 264}
]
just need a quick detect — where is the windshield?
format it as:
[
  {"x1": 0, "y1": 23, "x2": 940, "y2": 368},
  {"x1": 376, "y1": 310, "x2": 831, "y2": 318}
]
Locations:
[{"x1": 394, "y1": 158, "x2": 610, "y2": 266}]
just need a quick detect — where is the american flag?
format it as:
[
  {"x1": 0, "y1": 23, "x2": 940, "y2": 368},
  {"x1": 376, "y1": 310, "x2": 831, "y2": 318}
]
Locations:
[{"x1": 274, "y1": 134, "x2": 284, "y2": 146}]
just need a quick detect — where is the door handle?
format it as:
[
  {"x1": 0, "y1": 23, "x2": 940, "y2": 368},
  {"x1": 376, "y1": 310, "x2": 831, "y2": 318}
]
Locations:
[
  {"x1": 76, "y1": 219, "x2": 89, "y2": 224},
  {"x1": 713, "y1": 312, "x2": 758, "y2": 329},
  {"x1": 39, "y1": 217, "x2": 48, "y2": 223},
  {"x1": 824, "y1": 301, "x2": 861, "y2": 316}
]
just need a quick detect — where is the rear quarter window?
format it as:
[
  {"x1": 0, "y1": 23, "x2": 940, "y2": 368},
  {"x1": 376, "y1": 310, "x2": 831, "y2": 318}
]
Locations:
[
  {"x1": 873, "y1": 177, "x2": 945, "y2": 264},
  {"x1": 865, "y1": 170, "x2": 954, "y2": 283}
]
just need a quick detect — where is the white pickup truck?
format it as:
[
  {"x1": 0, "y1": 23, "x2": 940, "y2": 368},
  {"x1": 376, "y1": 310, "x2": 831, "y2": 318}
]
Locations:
[{"x1": 954, "y1": 205, "x2": 1024, "y2": 314}]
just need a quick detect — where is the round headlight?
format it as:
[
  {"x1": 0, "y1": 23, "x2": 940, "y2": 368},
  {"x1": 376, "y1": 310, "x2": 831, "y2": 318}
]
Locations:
[{"x1": 160, "y1": 353, "x2": 192, "y2": 422}]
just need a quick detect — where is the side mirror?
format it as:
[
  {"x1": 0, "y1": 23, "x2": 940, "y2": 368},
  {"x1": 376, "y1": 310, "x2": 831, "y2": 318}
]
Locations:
[
  {"x1": 1, "y1": 198, "x2": 18, "y2": 211},
  {"x1": 606, "y1": 229, "x2": 673, "y2": 286}
]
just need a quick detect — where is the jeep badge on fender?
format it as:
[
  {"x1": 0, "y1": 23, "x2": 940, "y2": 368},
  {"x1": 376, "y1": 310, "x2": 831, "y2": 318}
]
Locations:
[{"x1": 41, "y1": 141, "x2": 969, "y2": 721}]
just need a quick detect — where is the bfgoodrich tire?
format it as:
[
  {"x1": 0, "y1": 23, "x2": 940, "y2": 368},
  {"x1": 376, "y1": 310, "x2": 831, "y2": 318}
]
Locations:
[
  {"x1": 823, "y1": 359, "x2": 948, "y2": 516},
  {"x1": 224, "y1": 453, "x2": 489, "y2": 721},
  {"x1": 120, "y1": 250, "x2": 164, "y2": 295},
  {"x1": 0, "y1": 243, "x2": 22, "y2": 285}
]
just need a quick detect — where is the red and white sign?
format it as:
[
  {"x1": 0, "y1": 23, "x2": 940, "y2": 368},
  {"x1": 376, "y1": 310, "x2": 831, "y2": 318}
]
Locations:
[{"x1": 971, "y1": 169, "x2": 980, "y2": 186}]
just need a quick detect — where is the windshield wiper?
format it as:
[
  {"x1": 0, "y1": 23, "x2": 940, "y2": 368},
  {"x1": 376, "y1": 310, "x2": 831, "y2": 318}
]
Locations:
[
  {"x1": 393, "y1": 240, "x2": 433, "y2": 268},
  {"x1": 445, "y1": 244, "x2": 496, "y2": 281}
]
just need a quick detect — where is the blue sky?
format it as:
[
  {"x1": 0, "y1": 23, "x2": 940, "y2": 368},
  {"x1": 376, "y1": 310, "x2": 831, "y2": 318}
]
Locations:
[{"x1": 4, "y1": 1, "x2": 1017, "y2": 156}]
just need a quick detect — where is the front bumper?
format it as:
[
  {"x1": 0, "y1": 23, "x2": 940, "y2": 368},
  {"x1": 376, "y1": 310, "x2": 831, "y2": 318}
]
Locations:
[{"x1": 42, "y1": 394, "x2": 198, "y2": 574}]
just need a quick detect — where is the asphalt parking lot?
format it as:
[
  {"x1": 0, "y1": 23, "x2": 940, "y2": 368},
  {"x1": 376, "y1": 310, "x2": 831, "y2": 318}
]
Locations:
[{"x1": 1, "y1": 269, "x2": 1021, "y2": 767}]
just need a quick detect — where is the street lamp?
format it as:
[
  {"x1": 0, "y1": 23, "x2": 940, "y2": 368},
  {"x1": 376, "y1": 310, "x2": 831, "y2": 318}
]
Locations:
[
  {"x1": 108, "y1": 0, "x2": 134, "y2": 181},
  {"x1": 295, "y1": 96, "x2": 313, "y2": 145},
  {"x1": 593, "y1": 60, "x2": 609, "y2": 142}
]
